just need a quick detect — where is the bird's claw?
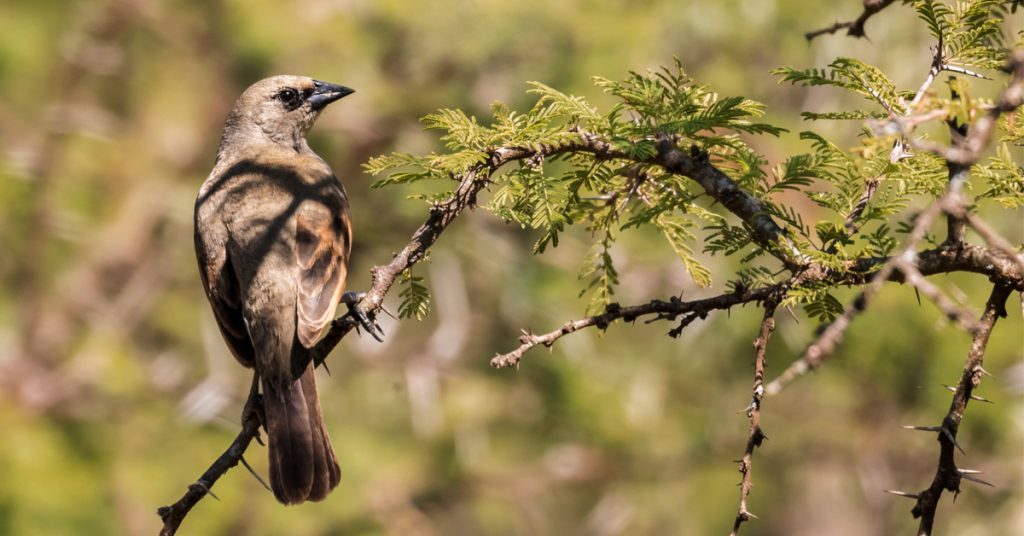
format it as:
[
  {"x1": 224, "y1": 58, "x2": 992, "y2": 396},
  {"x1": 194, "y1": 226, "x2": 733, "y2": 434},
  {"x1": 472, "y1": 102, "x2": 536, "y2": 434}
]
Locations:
[{"x1": 341, "y1": 290, "x2": 386, "y2": 342}]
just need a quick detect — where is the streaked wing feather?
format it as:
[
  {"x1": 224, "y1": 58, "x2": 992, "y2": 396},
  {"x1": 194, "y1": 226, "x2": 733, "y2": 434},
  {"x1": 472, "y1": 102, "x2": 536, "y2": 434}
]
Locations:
[{"x1": 295, "y1": 206, "x2": 350, "y2": 348}]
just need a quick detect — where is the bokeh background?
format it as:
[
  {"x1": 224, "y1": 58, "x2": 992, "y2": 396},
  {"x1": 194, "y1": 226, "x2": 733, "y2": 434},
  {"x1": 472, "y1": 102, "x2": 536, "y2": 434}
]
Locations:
[{"x1": 0, "y1": 1, "x2": 1021, "y2": 534}]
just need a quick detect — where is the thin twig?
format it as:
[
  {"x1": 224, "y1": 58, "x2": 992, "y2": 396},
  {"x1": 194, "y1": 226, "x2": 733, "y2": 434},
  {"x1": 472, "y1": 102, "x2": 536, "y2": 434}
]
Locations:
[
  {"x1": 891, "y1": 258, "x2": 981, "y2": 333},
  {"x1": 944, "y1": 79, "x2": 971, "y2": 246},
  {"x1": 730, "y1": 304, "x2": 778, "y2": 536},
  {"x1": 956, "y1": 209, "x2": 1024, "y2": 274},
  {"x1": 491, "y1": 286, "x2": 780, "y2": 369},
  {"x1": 805, "y1": 0, "x2": 899, "y2": 41}
]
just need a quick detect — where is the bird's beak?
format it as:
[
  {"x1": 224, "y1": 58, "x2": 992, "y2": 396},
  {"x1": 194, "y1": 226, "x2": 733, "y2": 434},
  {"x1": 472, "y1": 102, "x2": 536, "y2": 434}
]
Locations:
[{"x1": 309, "y1": 80, "x2": 355, "y2": 111}]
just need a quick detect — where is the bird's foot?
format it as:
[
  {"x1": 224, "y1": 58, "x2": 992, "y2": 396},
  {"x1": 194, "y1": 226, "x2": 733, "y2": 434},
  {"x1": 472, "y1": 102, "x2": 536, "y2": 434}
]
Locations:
[{"x1": 340, "y1": 291, "x2": 387, "y2": 342}]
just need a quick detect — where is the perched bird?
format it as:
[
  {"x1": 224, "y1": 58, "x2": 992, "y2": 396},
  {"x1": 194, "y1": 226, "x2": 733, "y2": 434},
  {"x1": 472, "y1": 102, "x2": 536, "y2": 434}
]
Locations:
[{"x1": 194, "y1": 75, "x2": 355, "y2": 504}]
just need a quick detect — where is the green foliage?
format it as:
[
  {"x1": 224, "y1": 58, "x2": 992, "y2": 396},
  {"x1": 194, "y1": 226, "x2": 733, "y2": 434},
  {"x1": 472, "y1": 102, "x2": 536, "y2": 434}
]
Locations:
[
  {"x1": 653, "y1": 214, "x2": 712, "y2": 287},
  {"x1": 976, "y1": 143, "x2": 1024, "y2": 208},
  {"x1": 577, "y1": 233, "x2": 620, "y2": 315},
  {"x1": 915, "y1": 0, "x2": 1006, "y2": 69},
  {"x1": 781, "y1": 282, "x2": 847, "y2": 323},
  {"x1": 372, "y1": 0, "x2": 1020, "y2": 321},
  {"x1": 774, "y1": 57, "x2": 912, "y2": 116},
  {"x1": 398, "y1": 269, "x2": 432, "y2": 320},
  {"x1": 368, "y1": 61, "x2": 789, "y2": 303},
  {"x1": 592, "y1": 60, "x2": 787, "y2": 140}
]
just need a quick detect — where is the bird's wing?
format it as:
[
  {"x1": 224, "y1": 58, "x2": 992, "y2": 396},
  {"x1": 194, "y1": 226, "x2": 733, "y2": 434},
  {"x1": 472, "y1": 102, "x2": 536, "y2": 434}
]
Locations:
[
  {"x1": 294, "y1": 180, "x2": 351, "y2": 348},
  {"x1": 194, "y1": 223, "x2": 257, "y2": 367}
]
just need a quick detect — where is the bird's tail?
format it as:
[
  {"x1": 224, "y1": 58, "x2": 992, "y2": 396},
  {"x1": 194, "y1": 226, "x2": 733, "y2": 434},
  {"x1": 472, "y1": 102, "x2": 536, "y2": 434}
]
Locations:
[{"x1": 262, "y1": 361, "x2": 340, "y2": 504}]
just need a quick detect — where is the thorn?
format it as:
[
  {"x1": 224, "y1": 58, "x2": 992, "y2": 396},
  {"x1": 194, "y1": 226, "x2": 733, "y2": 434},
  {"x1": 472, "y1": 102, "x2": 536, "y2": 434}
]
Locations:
[
  {"x1": 785, "y1": 306, "x2": 799, "y2": 324},
  {"x1": 943, "y1": 64, "x2": 992, "y2": 80},
  {"x1": 190, "y1": 482, "x2": 220, "y2": 501},
  {"x1": 379, "y1": 304, "x2": 398, "y2": 320},
  {"x1": 885, "y1": 489, "x2": 920, "y2": 499},
  {"x1": 942, "y1": 383, "x2": 993, "y2": 403},
  {"x1": 902, "y1": 425, "x2": 942, "y2": 432},
  {"x1": 959, "y1": 473, "x2": 994, "y2": 487},
  {"x1": 957, "y1": 468, "x2": 983, "y2": 474},
  {"x1": 321, "y1": 360, "x2": 331, "y2": 376},
  {"x1": 941, "y1": 426, "x2": 966, "y2": 455},
  {"x1": 740, "y1": 400, "x2": 757, "y2": 415},
  {"x1": 914, "y1": 287, "x2": 922, "y2": 306},
  {"x1": 240, "y1": 456, "x2": 272, "y2": 492},
  {"x1": 973, "y1": 365, "x2": 992, "y2": 378}
]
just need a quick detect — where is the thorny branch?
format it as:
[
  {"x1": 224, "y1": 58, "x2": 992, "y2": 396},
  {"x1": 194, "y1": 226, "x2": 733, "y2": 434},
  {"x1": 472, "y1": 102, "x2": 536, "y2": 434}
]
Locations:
[
  {"x1": 730, "y1": 304, "x2": 778, "y2": 536},
  {"x1": 847, "y1": 38, "x2": 957, "y2": 237},
  {"x1": 890, "y1": 283, "x2": 1012, "y2": 536},
  {"x1": 158, "y1": 376, "x2": 263, "y2": 536},
  {"x1": 490, "y1": 286, "x2": 780, "y2": 369}
]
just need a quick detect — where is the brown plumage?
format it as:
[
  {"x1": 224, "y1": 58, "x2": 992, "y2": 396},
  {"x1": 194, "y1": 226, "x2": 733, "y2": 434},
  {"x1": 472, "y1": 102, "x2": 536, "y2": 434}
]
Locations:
[{"x1": 194, "y1": 75, "x2": 354, "y2": 504}]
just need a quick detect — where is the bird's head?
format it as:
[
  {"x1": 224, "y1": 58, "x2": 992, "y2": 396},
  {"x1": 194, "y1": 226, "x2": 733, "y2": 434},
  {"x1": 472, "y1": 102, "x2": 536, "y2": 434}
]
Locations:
[{"x1": 219, "y1": 75, "x2": 354, "y2": 155}]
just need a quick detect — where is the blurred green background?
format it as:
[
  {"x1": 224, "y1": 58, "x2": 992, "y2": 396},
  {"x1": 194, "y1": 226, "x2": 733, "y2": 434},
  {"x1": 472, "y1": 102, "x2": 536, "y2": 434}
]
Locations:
[{"x1": 0, "y1": 0, "x2": 1021, "y2": 534}]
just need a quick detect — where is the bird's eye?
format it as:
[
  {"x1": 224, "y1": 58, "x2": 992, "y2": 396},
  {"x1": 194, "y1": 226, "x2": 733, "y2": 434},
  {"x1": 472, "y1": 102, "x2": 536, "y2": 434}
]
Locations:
[{"x1": 277, "y1": 88, "x2": 300, "y2": 107}]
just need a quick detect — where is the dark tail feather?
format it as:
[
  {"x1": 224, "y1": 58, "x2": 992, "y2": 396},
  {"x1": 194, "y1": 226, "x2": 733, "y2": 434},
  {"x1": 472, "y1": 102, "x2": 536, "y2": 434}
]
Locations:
[
  {"x1": 299, "y1": 362, "x2": 341, "y2": 501},
  {"x1": 263, "y1": 363, "x2": 340, "y2": 504}
]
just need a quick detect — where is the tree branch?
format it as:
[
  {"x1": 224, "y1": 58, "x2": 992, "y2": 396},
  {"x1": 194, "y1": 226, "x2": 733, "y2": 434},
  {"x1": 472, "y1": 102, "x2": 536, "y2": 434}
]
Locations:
[
  {"x1": 495, "y1": 235, "x2": 1023, "y2": 372},
  {"x1": 652, "y1": 136, "x2": 802, "y2": 265},
  {"x1": 805, "y1": 0, "x2": 899, "y2": 41},
  {"x1": 907, "y1": 283, "x2": 1012, "y2": 535},
  {"x1": 891, "y1": 258, "x2": 981, "y2": 333}
]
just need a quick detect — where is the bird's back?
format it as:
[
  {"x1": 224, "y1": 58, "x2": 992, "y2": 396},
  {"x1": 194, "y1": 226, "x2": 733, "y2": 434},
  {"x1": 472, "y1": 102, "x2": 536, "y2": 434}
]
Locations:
[{"x1": 195, "y1": 147, "x2": 350, "y2": 381}]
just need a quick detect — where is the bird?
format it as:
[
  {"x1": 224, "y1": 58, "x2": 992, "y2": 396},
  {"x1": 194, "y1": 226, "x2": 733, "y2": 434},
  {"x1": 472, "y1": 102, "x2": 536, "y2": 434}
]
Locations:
[{"x1": 194, "y1": 75, "x2": 356, "y2": 504}]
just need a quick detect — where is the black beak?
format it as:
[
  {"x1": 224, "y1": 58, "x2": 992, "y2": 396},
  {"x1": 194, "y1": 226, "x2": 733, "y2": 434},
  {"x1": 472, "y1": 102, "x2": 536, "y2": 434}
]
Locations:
[{"x1": 309, "y1": 80, "x2": 355, "y2": 111}]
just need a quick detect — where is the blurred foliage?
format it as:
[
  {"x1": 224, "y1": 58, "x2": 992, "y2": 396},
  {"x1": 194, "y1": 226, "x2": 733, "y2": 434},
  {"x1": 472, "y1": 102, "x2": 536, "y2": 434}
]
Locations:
[{"x1": 0, "y1": 1, "x2": 1021, "y2": 535}]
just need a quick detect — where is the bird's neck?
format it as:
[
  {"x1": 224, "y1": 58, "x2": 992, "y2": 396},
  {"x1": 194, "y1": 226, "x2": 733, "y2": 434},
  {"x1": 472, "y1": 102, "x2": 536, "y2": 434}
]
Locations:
[{"x1": 216, "y1": 121, "x2": 313, "y2": 164}]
